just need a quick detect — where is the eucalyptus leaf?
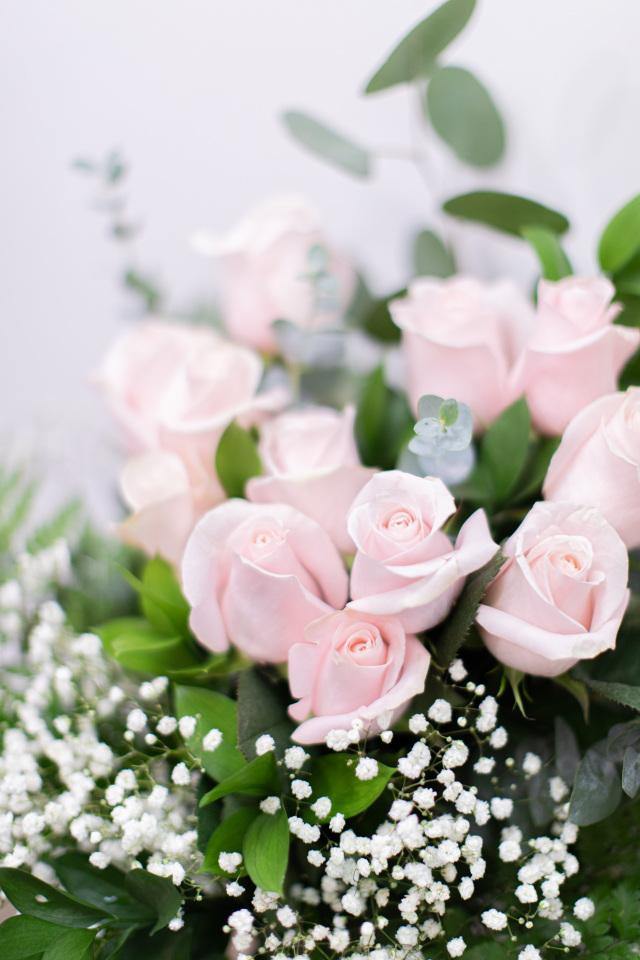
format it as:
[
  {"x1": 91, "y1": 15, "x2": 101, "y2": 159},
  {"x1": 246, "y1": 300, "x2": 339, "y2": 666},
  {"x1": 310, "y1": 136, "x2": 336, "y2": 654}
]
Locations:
[
  {"x1": 282, "y1": 111, "x2": 370, "y2": 178},
  {"x1": 243, "y1": 809, "x2": 290, "y2": 893},
  {"x1": 365, "y1": 0, "x2": 476, "y2": 94},
  {"x1": 0, "y1": 867, "x2": 112, "y2": 928},
  {"x1": 200, "y1": 752, "x2": 279, "y2": 806},
  {"x1": 215, "y1": 422, "x2": 262, "y2": 499},
  {"x1": 554, "y1": 716, "x2": 581, "y2": 783},
  {"x1": 203, "y1": 806, "x2": 259, "y2": 876},
  {"x1": 443, "y1": 190, "x2": 569, "y2": 236},
  {"x1": 426, "y1": 65, "x2": 504, "y2": 167},
  {"x1": 413, "y1": 230, "x2": 455, "y2": 278},
  {"x1": 436, "y1": 550, "x2": 504, "y2": 666},
  {"x1": 309, "y1": 753, "x2": 394, "y2": 820},
  {"x1": 174, "y1": 685, "x2": 246, "y2": 781},
  {"x1": 622, "y1": 746, "x2": 640, "y2": 799},
  {"x1": 521, "y1": 226, "x2": 572, "y2": 280},
  {"x1": 237, "y1": 669, "x2": 294, "y2": 760},
  {"x1": 599, "y1": 193, "x2": 640, "y2": 273},
  {"x1": 569, "y1": 742, "x2": 622, "y2": 826}
]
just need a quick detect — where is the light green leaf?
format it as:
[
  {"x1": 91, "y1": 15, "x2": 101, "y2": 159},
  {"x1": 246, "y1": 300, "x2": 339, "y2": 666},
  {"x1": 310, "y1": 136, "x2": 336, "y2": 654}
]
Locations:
[
  {"x1": 200, "y1": 752, "x2": 280, "y2": 806},
  {"x1": 0, "y1": 868, "x2": 112, "y2": 928},
  {"x1": 282, "y1": 111, "x2": 370, "y2": 178},
  {"x1": 521, "y1": 226, "x2": 572, "y2": 280},
  {"x1": 569, "y1": 742, "x2": 622, "y2": 826},
  {"x1": 426, "y1": 65, "x2": 504, "y2": 167},
  {"x1": 482, "y1": 396, "x2": 531, "y2": 503},
  {"x1": 140, "y1": 556, "x2": 190, "y2": 636},
  {"x1": 365, "y1": 0, "x2": 476, "y2": 94},
  {"x1": 202, "y1": 806, "x2": 259, "y2": 876},
  {"x1": 599, "y1": 193, "x2": 640, "y2": 273},
  {"x1": 26, "y1": 499, "x2": 83, "y2": 554},
  {"x1": 437, "y1": 550, "x2": 504, "y2": 666},
  {"x1": 0, "y1": 916, "x2": 73, "y2": 960},
  {"x1": 42, "y1": 928, "x2": 96, "y2": 960},
  {"x1": 584, "y1": 677, "x2": 640, "y2": 712},
  {"x1": 443, "y1": 190, "x2": 569, "y2": 236},
  {"x1": 97, "y1": 618, "x2": 199, "y2": 675},
  {"x1": 174, "y1": 685, "x2": 246, "y2": 782},
  {"x1": 237, "y1": 669, "x2": 294, "y2": 761},
  {"x1": 309, "y1": 753, "x2": 394, "y2": 820},
  {"x1": 215, "y1": 422, "x2": 262, "y2": 499},
  {"x1": 413, "y1": 229, "x2": 455, "y2": 278},
  {"x1": 123, "y1": 871, "x2": 182, "y2": 935},
  {"x1": 243, "y1": 809, "x2": 290, "y2": 894},
  {"x1": 355, "y1": 365, "x2": 413, "y2": 469}
]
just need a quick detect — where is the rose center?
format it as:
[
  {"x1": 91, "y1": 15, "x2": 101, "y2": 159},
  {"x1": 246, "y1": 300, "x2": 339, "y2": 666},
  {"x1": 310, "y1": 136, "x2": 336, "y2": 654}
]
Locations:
[
  {"x1": 379, "y1": 504, "x2": 422, "y2": 543},
  {"x1": 341, "y1": 623, "x2": 388, "y2": 667}
]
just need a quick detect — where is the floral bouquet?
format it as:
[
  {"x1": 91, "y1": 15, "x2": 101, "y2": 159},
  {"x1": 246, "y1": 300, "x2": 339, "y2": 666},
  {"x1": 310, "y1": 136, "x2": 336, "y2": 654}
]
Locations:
[{"x1": 3, "y1": 2, "x2": 640, "y2": 959}]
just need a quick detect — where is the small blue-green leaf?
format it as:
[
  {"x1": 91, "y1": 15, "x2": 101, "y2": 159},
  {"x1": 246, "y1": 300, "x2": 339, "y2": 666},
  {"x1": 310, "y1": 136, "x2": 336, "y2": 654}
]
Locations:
[
  {"x1": 413, "y1": 229, "x2": 455, "y2": 278},
  {"x1": 426, "y1": 65, "x2": 504, "y2": 167},
  {"x1": 282, "y1": 111, "x2": 370, "y2": 178}
]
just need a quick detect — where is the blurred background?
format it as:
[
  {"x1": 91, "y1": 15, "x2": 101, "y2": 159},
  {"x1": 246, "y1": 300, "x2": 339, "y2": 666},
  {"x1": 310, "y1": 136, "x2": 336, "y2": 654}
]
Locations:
[{"x1": 1, "y1": 0, "x2": 638, "y2": 521}]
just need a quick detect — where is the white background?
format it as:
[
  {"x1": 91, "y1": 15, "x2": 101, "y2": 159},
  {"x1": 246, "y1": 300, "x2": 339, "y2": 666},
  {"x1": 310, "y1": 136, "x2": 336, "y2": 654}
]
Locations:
[{"x1": 1, "y1": 0, "x2": 638, "y2": 521}]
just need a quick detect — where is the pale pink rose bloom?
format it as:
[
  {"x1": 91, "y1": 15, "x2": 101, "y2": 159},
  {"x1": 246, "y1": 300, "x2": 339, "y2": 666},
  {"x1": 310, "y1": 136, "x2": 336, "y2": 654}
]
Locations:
[
  {"x1": 96, "y1": 320, "x2": 287, "y2": 562},
  {"x1": 523, "y1": 278, "x2": 639, "y2": 435},
  {"x1": 347, "y1": 471, "x2": 498, "y2": 632},
  {"x1": 288, "y1": 608, "x2": 430, "y2": 744},
  {"x1": 390, "y1": 277, "x2": 533, "y2": 429},
  {"x1": 200, "y1": 196, "x2": 355, "y2": 353},
  {"x1": 543, "y1": 388, "x2": 640, "y2": 548},
  {"x1": 246, "y1": 405, "x2": 375, "y2": 552},
  {"x1": 476, "y1": 501, "x2": 629, "y2": 677},
  {"x1": 181, "y1": 500, "x2": 348, "y2": 664}
]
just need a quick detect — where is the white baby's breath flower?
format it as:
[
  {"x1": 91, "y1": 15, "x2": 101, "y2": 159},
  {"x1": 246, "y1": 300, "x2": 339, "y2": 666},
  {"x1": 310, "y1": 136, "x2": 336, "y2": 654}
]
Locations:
[
  {"x1": 428, "y1": 699, "x2": 452, "y2": 724},
  {"x1": 446, "y1": 936, "x2": 466, "y2": 957},
  {"x1": 202, "y1": 728, "x2": 222, "y2": 752},
  {"x1": 255, "y1": 734, "x2": 275, "y2": 755},
  {"x1": 284, "y1": 746, "x2": 309, "y2": 770},
  {"x1": 355, "y1": 758, "x2": 378, "y2": 781},
  {"x1": 574, "y1": 896, "x2": 595, "y2": 920},
  {"x1": 260, "y1": 796, "x2": 281, "y2": 815},
  {"x1": 481, "y1": 908, "x2": 508, "y2": 930}
]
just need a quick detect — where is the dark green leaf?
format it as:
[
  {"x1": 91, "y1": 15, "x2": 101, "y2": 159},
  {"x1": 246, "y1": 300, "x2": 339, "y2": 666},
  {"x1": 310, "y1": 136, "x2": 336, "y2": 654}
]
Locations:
[
  {"x1": 197, "y1": 778, "x2": 221, "y2": 854},
  {"x1": 413, "y1": 230, "x2": 455, "y2": 278},
  {"x1": 569, "y1": 742, "x2": 622, "y2": 826},
  {"x1": 123, "y1": 871, "x2": 182, "y2": 935},
  {"x1": 481, "y1": 396, "x2": 531, "y2": 504},
  {"x1": 282, "y1": 111, "x2": 370, "y2": 178},
  {"x1": 521, "y1": 226, "x2": 572, "y2": 280},
  {"x1": 554, "y1": 716, "x2": 581, "y2": 783},
  {"x1": 174, "y1": 685, "x2": 246, "y2": 781},
  {"x1": 243, "y1": 809, "x2": 290, "y2": 894},
  {"x1": 355, "y1": 366, "x2": 413, "y2": 469},
  {"x1": 620, "y1": 348, "x2": 640, "y2": 389},
  {"x1": 426, "y1": 65, "x2": 504, "y2": 167},
  {"x1": 116, "y1": 926, "x2": 193, "y2": 960},
  {"x1": 203, "y1": 806, "x2": 259, "y2": 876},
  {"x1": 607, "y1": 719, "x2": 640, "y2": 761},
  {"x1": 215, "y1": 422, "x2": 262, "y2": 499},
  {"x1": 622, "y1": 746, "x2": 640, "y2": 799},
  {"x1": 309, "y1": 753, "x2": 394, "y2": 820},
  {"x1": 237, "y1": 669, "x2": 294, "y2": 761},
  {"x1": 365, "y1": 0, "x2": 476, "y2": 94},
  {"x1": 0, "y1": 916, "x2": 72, "y2": 960},
  {"x1": 140, "y1": 557, "x2": 190, "y2": 636},
  {"x1": 584, "y1": 677, "x2": 640, "y2": 712},
  {"x1": 42, "y1": 928, "x2": 96, "y2": 960},
  {"x1": 200, "y1": 752, "x2": 279, "y2": 806},
  {"x1": 554, "y1": 674, "x2": 590, "y2": 724},
  {"x1": 599, "y1": 193, "x2": 640, "y2": 273},
  {"x1": 360, "y1": 293, "x2": 403, "y2": 343},
  {"x1": 0, "y1": 868, "x2": 112, "y2": 928},
  {"x1": 514, "y1": 436, "x2": 560, "y2": 503},
  {"x1": 437, "y1": 550, "x2": 504, "y2": 666},
  {"x1": 97, "y1": 618, "x2": 198, "y2": 675},
  {"x1": 443, "y1": 190, "x2": 569, "y2": 236},
  {"x1": 54, "y1": 854, "x2": 154, "y2": 924}
]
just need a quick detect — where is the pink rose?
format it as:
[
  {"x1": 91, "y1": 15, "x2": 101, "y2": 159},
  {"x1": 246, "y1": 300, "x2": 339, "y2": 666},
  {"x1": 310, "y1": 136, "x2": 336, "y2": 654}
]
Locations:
[
  {"x1": 543, "y1": 388, "x2": 640, "y2": 548},
  {"x1": 347, "y1": 471, "x2": 498, "y2": 632},
  {"x1": 523, "y1": 278, "x2": 639, "y2": 435},
  {"x1": 181, "y1": 500, "x2": 348, "y2": 663},
  {"x1": 199, "y1": 196, "x2": 355, "y2": 353},
  {"x1": 391, "y1": 278, "x2": 532, "y2": 428},
  {"x1": 476, "y1": 501, "x2": 629, "y2": 677},
  {"x1": 288, "y1": 609, "x2": 430, "y2": 744},
  {"x1": 246, "y1": 405, "x2": 375, "y2": 552}
]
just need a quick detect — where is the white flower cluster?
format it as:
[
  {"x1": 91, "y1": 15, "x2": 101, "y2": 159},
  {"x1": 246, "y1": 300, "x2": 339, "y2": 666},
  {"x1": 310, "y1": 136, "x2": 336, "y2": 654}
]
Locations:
[
  {"x1": 0, "y1": 543, "x2": 201, "y2": 899},
  {"x1": 225, "y1": 676, "x2": 588, "y2": 960}
]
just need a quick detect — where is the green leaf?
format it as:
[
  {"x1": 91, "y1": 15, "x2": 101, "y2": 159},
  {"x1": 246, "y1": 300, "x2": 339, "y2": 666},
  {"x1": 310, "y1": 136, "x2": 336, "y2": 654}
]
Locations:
[
  {"x1": 0, "y1": 916, "x2": 75, "y2": 960},
  {"x1": 358, "y1": 292, "x2": 403, "y2": 343},
  {"x1": 97, "y1": 618, "x2": 199, "y2": 675},
  {"x1": 513, "y1": 436, "x2": 560, "y2": 503},
  {"x1": 355, "y1": 366, "x2": 413, "y2": 469},
  {"x1": 583, "y1": 677, "x2": 640, "y2": 712},
  {"x1": 237, "y1": 669, "x2": 294, "y2": 761},
  {"x1": 123, "y1": 871, "x2": 182, "y2": 935},
  {"x1": 426, "y1": 65, "x2": 504, "y2": 167},
  {"x1": 622, "y1": 746, "x2": 640, "y2": 799},
  {"x1": 620, "y1": 348, "x2": 640, "y2": 390},
  {"x1": 0, "y1": 868, "x2": 112, "y2": 928},
  {"x1": 203, "y1": 806, "x2": 259, "y2": 876},
  {"x1": 554, "y1": 716, "x2": 581, "y2": 783},
  {"x1": 599, "y1": 193, "x2": 640, "y2": 273},
  {"x1": 413, "y1": 230, "x2": 455, "y2": 278},
  {"x1": 569, "y1": 741, "x2": 622, "y2": 826},
  {"x1": 365, "y1": 0, "x2": 476, "y2": 94},
  {"x1": 437, "y1": 550, "x2": 504, "y2": 666},
  {"x1": 521, "y1": 226, "x2": 572, "y2": 280},
  {"x1": 42, "y1": 928, "x2": 96, "y2": 960},
  {"x1": 26, "y1": 499, "x2": 83, "y2": 554},
  {"x1": 554, "y1": 674, "x2": 590, "y2": 723},
  {"x1": 174, "y1": 685, "x2": 246, "y2": 781},
  {"x1": 243, "y1": 809, "x2": 290, "y2": 894},
  {"x1": 215, "y1": 422, "x2": 262, "y2": 499},
  {"x1": 282, "y1": 111, "x2": 370, "y2": 178},
  {"x1": 481, "y1": 396, "x2": 531, "y2": 504},
  {"x1": 54, "y1": 854, "x2": 154, "y2": 924},
  {"x1": 140, "y1": 557, "x2": 190, "y2": 636},
  {"x1": 309, "y1": 753, "x2": 394, "y2": 820},
  {"x1": 443, "y1": 190, "x2": 569, "y2": 237},
  {"x1": 200, "y1": 752, "x2": 280, "y2": 806}
]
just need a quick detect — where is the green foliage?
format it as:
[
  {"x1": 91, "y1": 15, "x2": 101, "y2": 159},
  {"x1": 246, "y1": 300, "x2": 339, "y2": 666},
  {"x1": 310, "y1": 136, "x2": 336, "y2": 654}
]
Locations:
[
  {"x1": 243, "y1": 809, "x2": 290, "y2": 894},
  {"x1": 26, "y1": 498, "x2": 83, "y2": 553},
  {"x1": 282, "y1": 111, "x2": 371, "y2": 178},
  {"x1": 237, "y1": 669, "x2": 294, "y2": 760},
  {"x1": 200, "y1": 752, "x2": 280, "y2": 806},
  {"x1": 457, "y1": 397, "x2": 532, "y2": 509},
  {"x1": 309, "y1": 753, "x2": 394, "y2": 820},
  {"x1": 569, "y1": 742, "x2": 622, "y2": 826},
  {"x1": 123, "y1": 269, "x2": 163, "y2": 312},
  {"x1": 42, "y1": 928, "x2": 97, "y2": 960},
  {"x1": 98, "y1": 617, "x2": 199, "y2": 675},
  {"x1": 521, "y1": 225, "x2": 572, "y2": 280},
  {"x1": 54, "y1": 854, "x2": 155, "y2": 925},
  {"x1": 355, "y1": 365, "x2": 413, "y2": 469},
  {"x1": 0, "y1": 916, "x2": 94, "y2": 960},
  {"x1": 138, "y1": 556, "x2": 190, "y2": 636},
  {"x1": 598, "y1": 192, "x2": 640, "y2": 273},
  {"x1": 436, "y1": 551, "x2": 504, "y2": 666},
  {"x1": 0, "y1": 466, "x2": 37, "y2": 556},
  {"x1": 215, "y1": 421, "x2": 262, "y2": 498},
  {"x1": 426, "y1": 65, "x2": 504, "y2": 166},
  {"x1": 0, "y1": 867, "x2": 112, "y2": 927},
  {"x1": 443, "y1": 190, "x2": 569, "y2": 236},
  {"x1": 123, "y1": 870, "x2": 182, "y2": 935},
  {"x1": 203, "y1": 806, "x2": 258, "y2": 876},
  {"x1": 584, "y1": 677, "x2": 640, "y2": 711},
  {"x1": 365, "y1": 0, "x2": 476, "y2": 94},
  {"x1": 413, "y1": 229, "x2": 456, "y2": 277},
  {"x1": 174, "y1": 685, "x2": 246, "y2": 781}
]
